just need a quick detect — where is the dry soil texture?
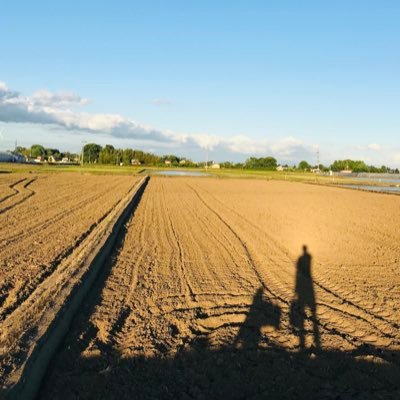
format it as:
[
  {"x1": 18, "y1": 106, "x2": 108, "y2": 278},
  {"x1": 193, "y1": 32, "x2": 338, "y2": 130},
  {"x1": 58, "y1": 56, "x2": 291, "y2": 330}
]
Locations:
[
  {"x1": 40, "y1": 177, "x2": 400, "y2": 400},
  {"x1": 0, "y1": 173, "x2": 140, "y2": 388}
]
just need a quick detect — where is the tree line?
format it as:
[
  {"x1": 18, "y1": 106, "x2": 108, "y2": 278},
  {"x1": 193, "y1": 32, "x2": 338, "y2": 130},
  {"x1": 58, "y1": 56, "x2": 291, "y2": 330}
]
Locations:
[
  {"x1": 15, "y1": 145, "x2": 78, "y2": 162},
  {"x1": 12, "y1": 144, "x2": 399, "y2": 173},
  {"x1": 81, "y1": 143, "x2": 198, "y2": 166},
  {"x1": 329, "y1": 159, "x2": 397, "y2": 173}
]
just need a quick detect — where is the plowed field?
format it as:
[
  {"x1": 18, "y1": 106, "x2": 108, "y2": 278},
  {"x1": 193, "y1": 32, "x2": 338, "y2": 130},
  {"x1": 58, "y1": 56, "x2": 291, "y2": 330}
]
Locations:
[
  {"x1": 40, "y1": 177, "x2": 400, "y2": 400},
  {"x1": 0, "y1": 173, "x2": 141, "y2": 389}
]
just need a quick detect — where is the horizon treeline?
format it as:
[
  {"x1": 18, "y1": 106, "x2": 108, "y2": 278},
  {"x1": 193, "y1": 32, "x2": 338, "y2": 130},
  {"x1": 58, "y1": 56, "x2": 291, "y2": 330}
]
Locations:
[{"x1": 11, "y1": 143, "x2": 399, "y2": 173}]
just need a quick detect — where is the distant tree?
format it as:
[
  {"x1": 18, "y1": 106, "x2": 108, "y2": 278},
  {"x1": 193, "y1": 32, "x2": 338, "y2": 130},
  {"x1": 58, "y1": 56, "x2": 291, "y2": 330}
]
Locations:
[
  {"x1": 298, "y1": 160, "x2": 311, "y2": 170},
  {"x1": 220, "y1": 161, "x2": 233, "y2": 169},
  {"x1": 133, "y1": 149, "x2": 160, "y2": 165},
  {"x1": 45, "y1": 148, "x2": 61, "y2": 160},
  {"x1": 122, "y1": 148, "x2": 134, "y2": 165},
  {"x1": 30, "y1": 144, "x2": 46, "y2": 158},
  {"x1": 15, "y1": 146, "x2": 30, "y2": 158},
  {"x1": 83, "y1": 143, "x2": 102, "y2": 163},
  {"x1": 63, "y1": 151, "x2": 78, "y2": 162},
  {"x1": 244, "y1": 157, "x2": 277, "y2": 170},
  {"x1": 318, "y1": 164, "x2": 329, "y2": 172},
  {"x1": 330, "y1": 159, "x2": 369, "y2": 172},
  {"x1": 99, "y1": 144, "x2": 116, "y2": 164},
  {"x1": 115, "y1": 148, "x2": 123, "y2": 165},
  {"x1": 161, "y1": 154, "x2": 180, "y2": 166},
  {"x1": 379, "y1": 165, "x2": 389, "y2": 173}
]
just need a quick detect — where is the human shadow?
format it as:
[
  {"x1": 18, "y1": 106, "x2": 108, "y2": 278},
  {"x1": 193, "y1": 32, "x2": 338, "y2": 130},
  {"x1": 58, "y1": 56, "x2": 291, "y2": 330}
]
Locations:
[
  {"x1": 234, "y1": 287, "x2": 281, "y2": 350},
  {"x1": 29, "y1": 281, "x2": 400, "y2": 400},
  {"x1": 290, "y1": 245, "x2": 320, "y2": 350},
  {"x1": 9, "y1": 247, "x2": 400, "y2": 399}
]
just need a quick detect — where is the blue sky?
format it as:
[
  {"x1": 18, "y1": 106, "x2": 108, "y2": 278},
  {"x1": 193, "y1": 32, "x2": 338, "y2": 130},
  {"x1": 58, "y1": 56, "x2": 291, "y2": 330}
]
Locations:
[{"x1": 1, "y1": 0, "x2": 399, "y2": 166}]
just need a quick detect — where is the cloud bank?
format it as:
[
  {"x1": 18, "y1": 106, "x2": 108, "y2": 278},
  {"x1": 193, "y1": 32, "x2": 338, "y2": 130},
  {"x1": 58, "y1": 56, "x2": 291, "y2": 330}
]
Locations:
[{"x1": 0, "y1": 81, "x2": 316, "y2": 161}]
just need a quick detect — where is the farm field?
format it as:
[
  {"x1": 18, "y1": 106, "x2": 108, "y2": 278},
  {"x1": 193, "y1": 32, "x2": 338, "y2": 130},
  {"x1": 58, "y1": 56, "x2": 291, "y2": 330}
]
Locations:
[
  {"x1": 0, "y1": 172, "x2": 142, "y2": 390},
  {"x1": 39, "y1": 177, "x2": 400, "y2": 399}
]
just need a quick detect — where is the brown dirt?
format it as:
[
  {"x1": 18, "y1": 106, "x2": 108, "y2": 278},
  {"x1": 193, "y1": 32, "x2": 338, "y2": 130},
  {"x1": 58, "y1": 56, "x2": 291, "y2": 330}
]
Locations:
[
  {"x1": 39, "y1": 177, "x2": 400, "y2": 399},
  {"x1": 0, "y1": 173, "x2": 141, "y2": 389}
]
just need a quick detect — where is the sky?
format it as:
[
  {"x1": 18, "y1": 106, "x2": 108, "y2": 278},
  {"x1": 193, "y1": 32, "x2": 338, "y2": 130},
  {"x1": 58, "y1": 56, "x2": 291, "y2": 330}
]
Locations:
[{"x1": 1, "y1": 0, "x2": 399, "y2": 166}]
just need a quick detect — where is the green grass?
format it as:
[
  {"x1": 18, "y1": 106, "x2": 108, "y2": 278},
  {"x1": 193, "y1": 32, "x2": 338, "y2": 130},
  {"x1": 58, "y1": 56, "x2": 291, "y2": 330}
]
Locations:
[{"x1": 205, "y1": 168, "x2": 346, "y2": 184}]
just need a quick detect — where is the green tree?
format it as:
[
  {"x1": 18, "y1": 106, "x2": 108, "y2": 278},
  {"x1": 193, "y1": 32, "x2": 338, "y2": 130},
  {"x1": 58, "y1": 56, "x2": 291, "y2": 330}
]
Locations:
[
  {"x1": 330, "y1": 159, "x2": 369, "y2": 172},
  {"x1": 298, "y1": 160, "x2": 311, "y2": 170},
  {"x1": 83, "y1": 143, "x2": 102, "y2": 163},
  {"x1": 122, "y1": 148, "x2": 134, "y2": 165},
  {"x1": 99, "y1": 144, "x2": 116, "y2": 164},
  {"x1": 30, "y1": 144, "x2": 46, "y2": 158},
  {"x1": 15, "y1": 146, "x2": 30, "y2": 158},
  {"x1": 244, "y1": 157, "x2": 277, "y2": 170},
  {"x1": 45, "y1": 148, "x2": 61, "y2": 160}
]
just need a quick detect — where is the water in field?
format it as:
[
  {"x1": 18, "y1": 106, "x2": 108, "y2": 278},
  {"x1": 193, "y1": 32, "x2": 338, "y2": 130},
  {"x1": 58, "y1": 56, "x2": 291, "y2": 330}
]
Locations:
[
  {"x1": 341, "y1": 184, "x2": 400, "y2": 194},
  {"x1": 154, "y1": 170, "x2": 210, "y2": 177},
  {"x1": 351, "y1": 177, "x2": 400, "y2": 184}
]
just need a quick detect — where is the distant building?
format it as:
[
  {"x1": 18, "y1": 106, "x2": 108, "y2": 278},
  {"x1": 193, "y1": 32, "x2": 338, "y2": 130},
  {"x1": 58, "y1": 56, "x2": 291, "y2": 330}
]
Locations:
[
  {"x1": 0, "y1": 151, "x2": 26, "y2": 163},
  {"x1": 211, "y1": 163, "x2": 220, "y2": 169},
  {"x1": 164, "y1": 160, "x2": 171, "y2": 166},
  {"x1": 48, "y1": 155, "x2": 56, "y2": 163},
  {"x1": 340, "y1": 169, "x2": 353, "y2": 174},
  {"x1": 131, "y1": 159, "x2": 141, "y2": 166},
  {"x1": 179, "y1": 159, "x2": 186, "y2": 165},
  {"x1": 0, "y1": 151, "x2": 15, "y2": 163}
]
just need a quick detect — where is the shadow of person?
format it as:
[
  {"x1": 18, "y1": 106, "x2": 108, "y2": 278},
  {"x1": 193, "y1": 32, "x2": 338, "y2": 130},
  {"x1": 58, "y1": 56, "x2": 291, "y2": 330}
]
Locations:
[
  {"x1": 234, "y1": 287, "x2": 281, "y2": 350},
  {"x1": 290, "y1": 245, "x2": 320, "y2": 351}
]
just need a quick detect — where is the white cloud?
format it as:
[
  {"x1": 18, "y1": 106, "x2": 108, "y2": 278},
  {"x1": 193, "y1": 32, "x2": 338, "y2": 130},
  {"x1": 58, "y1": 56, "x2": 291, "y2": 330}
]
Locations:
[
  {"x1": 367, "y1": 143, "x2": 381, "y2": 151},
  {"x1": 32, "y1": 90, "x2": 89, "y2": 107},
  {"x1": 356, "y1": 143, "x2": 382, "y2": 152},
  {"x1": 0, "y1": 81, "x2": 9, "y2": 92},
  {"x1": 392, "y1": 152, "x2": 400, "y2": 162},
  {"x1": 0, "y1": 81, "x2": 316, "y2": 162}
]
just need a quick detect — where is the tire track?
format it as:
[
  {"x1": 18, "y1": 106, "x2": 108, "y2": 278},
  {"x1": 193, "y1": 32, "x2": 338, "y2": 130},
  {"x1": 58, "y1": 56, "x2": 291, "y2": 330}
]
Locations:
[
  {"x1": 0, "y1": 197, "x2": 128, "y2": 321},
  {"x1": 0, "y1": 177, "x2": 131, "y2": 249},
  {"x1": 0, "y1": 178, "x2": 37, "y2": 215},
  {"x1": 0, "y1": 178, "x2": 27, "y2": 203},
  {"x1": 189, "y1": 181, "x2": 400, "y2": 350}
]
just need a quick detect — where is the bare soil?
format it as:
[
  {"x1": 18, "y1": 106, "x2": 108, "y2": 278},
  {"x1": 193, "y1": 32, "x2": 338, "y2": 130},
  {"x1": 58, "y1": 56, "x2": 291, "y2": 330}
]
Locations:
[
  {"x1": 0, "y1": 173, "x2": 141, "y2": 388},
  {"x1": 39, "y1": 178, "x2": 400, "y2": 399}
]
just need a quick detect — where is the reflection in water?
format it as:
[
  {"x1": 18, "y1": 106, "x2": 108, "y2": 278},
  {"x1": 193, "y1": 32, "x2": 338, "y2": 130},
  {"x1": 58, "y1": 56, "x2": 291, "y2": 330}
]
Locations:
[{"x1": 290, "y1": 245, "x2": 320, "y2": 350}]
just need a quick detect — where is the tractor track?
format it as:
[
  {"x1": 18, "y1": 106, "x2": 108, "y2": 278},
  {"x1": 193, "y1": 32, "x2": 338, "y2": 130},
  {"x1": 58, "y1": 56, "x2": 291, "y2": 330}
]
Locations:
[{"x1": 1, "y1": 176, "x2": 399, "y2": 399}]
